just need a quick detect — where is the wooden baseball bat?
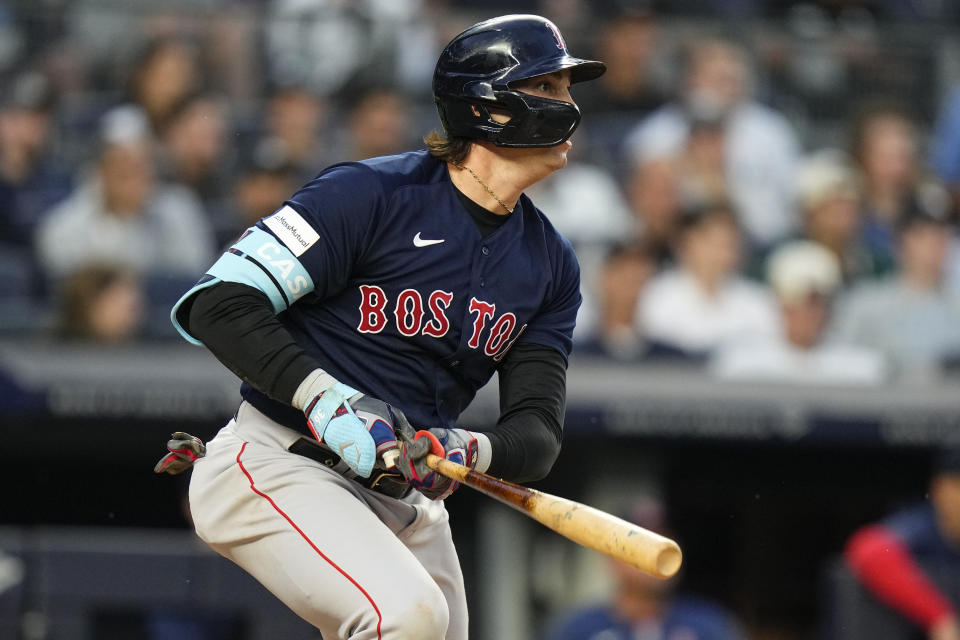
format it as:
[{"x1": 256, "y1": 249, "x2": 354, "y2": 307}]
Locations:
[{"x1": 425, "y1": 453, "x2": 683, "y2": 579}]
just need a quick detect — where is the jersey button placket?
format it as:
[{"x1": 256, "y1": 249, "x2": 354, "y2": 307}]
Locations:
[{"x1": 480, "y1": 245, "x2": 489, "y2": 286}]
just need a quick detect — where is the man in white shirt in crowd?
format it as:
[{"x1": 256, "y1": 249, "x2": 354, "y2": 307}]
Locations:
[
  {"x1": 624, "y1": 37, "x2": 799, "y2": 249},
  {"x1": 638, "y1": 201, "x2": 779, "y2": 357},
  {"x1": 35, "y1": 106, "x2": 215, "y2": 281}
]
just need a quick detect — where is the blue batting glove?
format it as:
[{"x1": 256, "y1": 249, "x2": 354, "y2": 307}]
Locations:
[{"x1": 304, "y1": 383, "x2": 405, "y2": 478}]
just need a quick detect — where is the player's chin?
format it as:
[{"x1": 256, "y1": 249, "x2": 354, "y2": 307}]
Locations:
[
  {"x1": 548, "y1": 149, "x2": 570, "y2": 171},
  {"x1": 544, "y1": 140, "x2": 572, "y2": 170}
]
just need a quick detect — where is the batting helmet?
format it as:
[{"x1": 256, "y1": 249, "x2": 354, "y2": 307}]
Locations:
[{"x1": 433, "y1": 15, "x2": 606, "y2": 148}]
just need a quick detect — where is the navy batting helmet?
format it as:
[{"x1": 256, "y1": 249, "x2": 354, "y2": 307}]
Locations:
[{"x1": 433, "y1": 15, "x2": 606, "y2": 148}]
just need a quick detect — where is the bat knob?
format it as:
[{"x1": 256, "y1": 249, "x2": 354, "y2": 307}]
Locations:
[{"x1": 381, "y1": 448, "x2": 400, "y2": 469}]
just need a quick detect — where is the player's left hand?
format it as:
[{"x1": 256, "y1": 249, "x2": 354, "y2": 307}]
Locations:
[
  {"x1": 345, "y1": 396, "x2": 403, "y2": 465},
  {"x1": 154, "y1": 432, "x2": 206, "y2": 475},
  {"x1": 306, "y1": 387, "x2": 408, "y2": 479},
  {"x1": 398, "y1": 428, "x2": 479, "y2": 500}
]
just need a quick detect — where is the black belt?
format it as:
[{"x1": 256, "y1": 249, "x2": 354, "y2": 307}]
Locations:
[{"x1": 287, "y1": 437, "x2": 412, "y2": 499}]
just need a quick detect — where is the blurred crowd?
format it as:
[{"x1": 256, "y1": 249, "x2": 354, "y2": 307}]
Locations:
[{"x1": 1, "y1": 0, "x2": 960, "y2": 387}]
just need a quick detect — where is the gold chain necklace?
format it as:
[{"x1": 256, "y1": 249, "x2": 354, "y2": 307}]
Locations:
[{"x1": 454, "y1": 163, "x2": 514, "y2": 214}]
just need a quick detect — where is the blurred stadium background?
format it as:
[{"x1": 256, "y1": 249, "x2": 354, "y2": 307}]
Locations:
[{"x1": 1, "y1": 0, "x2": 960, "y2": 639}]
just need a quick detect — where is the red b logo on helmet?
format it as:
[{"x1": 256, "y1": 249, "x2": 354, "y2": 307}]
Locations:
[{"x1": 548, "y1": 22, "x2": 565, "y2": 50}]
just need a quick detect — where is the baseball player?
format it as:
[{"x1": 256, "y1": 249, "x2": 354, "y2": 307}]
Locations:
[{"x1": 157, "y1": 14, "x2": 605, "y2": 640}]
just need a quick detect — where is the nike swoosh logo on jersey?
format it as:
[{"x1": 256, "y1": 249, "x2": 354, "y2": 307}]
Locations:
[{"x1": 413, "y1": 232, "x2": 445, "y2": 247}]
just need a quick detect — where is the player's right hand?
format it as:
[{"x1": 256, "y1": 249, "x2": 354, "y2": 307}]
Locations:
[
  {"x1": 398, "y1": 428, "x2": 479, "y2": 500},
  {"x1": 304, "y1": 385, "x2": 407, "y2": 479}
]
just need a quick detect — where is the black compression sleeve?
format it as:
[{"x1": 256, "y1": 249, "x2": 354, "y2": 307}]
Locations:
[
  {"x1": 185, "y1": 282, "x2": 321, "y2": 404},
  {"x1": 483, "y1": 343, "x2": 567, "y2": 482}
]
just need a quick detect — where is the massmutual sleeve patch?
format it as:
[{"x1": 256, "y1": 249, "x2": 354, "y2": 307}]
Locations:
[{"x1": 264, "y1": 205, "x2": 321, "y2": 257}]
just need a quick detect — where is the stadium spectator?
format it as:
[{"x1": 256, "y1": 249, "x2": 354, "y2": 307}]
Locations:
[
  {"x1": 221, "y1": 141, "x2": 299, "y2": 245},
  {"x1": 575, "y1": 241, "x2": 659, "y2": 361},
  {"x1": 574, "y1": 1, "x2": 665, "y2": 116},
  {"x1": 155, "y1": 91, "x2": 232, "y2": 210},
  {"x1": 572, "y1": 1, "x2": 667, "y2": 167},
  {"x1": 831, "y1": 183, "x2": 960, "y2": 377},
  {"x1": 260, "y1": 84, "x2": 329, "y2": 185},
  {"x1": 125, "y1": 36, "x2": 202, "y2": 134},
  {"x1": 637, "y1": 201, "x2": 779, "y2": 358},
  {"x1": 792, "y1": 149, "x2": 883, "y2": 284},
  {"x1": 625, "y1": 155, "x2": 684, "y2": 266},
  {"x1": 333, "y1": 85, "x2": 413, "y2": 162},
  {"x1": 844, "y1": 446, "x2": 960, "y2": 640},
  {"x1": 35, "y1": 106, "x2": 215, "y2": 281},
  {"x1": 711, "y1": 240, "x2": 887, "y2": 385},
  {"x1": 851, "y1": 102, "x2": 922, "y2": 275},
  {"x1": 56, "y1": 262, "x2": 144, "y2": 343},
  {"x1": 540, "y1": 495, "x2": 746, "y2": 640},
  {"x1": 624, "y1": 37, "x2": 800, "y2": 249},
  {"x1": 677, "y1": 109, "x2": 731, "y2": 208},
  {"x1": 0, "y1": 71, "x2": 72, "y2": 250}
]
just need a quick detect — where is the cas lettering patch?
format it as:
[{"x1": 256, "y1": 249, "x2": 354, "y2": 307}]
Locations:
[{"x1": 264, "y1": 206, "x2": 320, "y2": 257}]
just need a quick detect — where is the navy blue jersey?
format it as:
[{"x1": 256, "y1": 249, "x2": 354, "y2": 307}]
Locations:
[
  {"x1": 222, "y1": 150, "x2": 580, "y2": 429},
  {"x1": 883, "y1": 502, "x2": 960, "y2": 563}
]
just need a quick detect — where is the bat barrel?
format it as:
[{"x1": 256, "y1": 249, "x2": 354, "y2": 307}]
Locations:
[
  {"x1": 532, "y1": 499, "x2": 682, "y2": 578},
  {"x1": 426, "y1": 454, "x2": 683, "y2": 579}
]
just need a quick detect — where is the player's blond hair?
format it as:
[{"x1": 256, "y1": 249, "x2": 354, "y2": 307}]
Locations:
[{"x1": 424, "y1": 130, "x2": 472, "y2": 164}]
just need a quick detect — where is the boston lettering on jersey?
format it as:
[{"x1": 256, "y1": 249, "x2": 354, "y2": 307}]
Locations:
[
  {"x1": 234, "y1": 151, "x2": 580, "y2": 431},
  {"x1": 357, "y1": 285, "x2": 526, "y2": 361}
]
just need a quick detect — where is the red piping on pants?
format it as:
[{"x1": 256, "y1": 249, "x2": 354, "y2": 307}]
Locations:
[{"x1": 236, "y1": 441, "x2": 383, "y2": 638}]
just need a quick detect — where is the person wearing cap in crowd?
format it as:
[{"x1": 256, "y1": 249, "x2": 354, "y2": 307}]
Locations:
[
  {"x1": 793, "y1": 149, "x2": 886, "y2": 284},
  {"x1": 831, "y1": 182, "x2": 960, "y2": 377},
  {"x1": 540, "y1": 495, "x2": 746, "y2": 640},
  {"x1": 711, "y1": 240, "x2": 887, "y2": 385},
  {"x1": 845, "y1": 446, "x2": 960, "y2": 640}
]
